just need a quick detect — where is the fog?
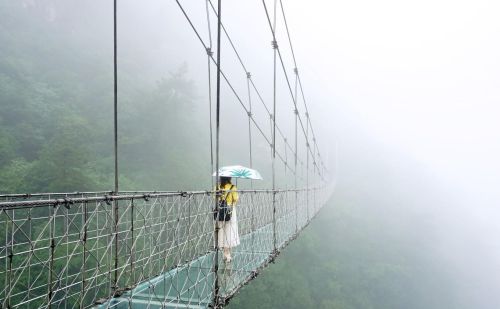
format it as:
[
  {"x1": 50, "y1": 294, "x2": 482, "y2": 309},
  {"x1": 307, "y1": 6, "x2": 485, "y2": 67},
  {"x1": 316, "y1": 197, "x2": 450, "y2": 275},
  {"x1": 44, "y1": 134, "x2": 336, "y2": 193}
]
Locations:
[
  {"x1": 2, "y1": 0, "x2": 500, "y2": 307},
  {"x1": 221, "y1": 0, "x2": 500, "y2": 306},
  {"x1": 284, "y1": 0, "x2": 500, "y2": 307}
]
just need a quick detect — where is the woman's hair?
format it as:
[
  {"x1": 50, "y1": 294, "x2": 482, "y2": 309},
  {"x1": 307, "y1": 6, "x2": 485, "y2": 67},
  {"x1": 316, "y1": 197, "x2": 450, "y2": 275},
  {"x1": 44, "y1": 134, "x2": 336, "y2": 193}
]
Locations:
[{"x1": 220, "y1": 176, "x2": 231, "y2": 185}]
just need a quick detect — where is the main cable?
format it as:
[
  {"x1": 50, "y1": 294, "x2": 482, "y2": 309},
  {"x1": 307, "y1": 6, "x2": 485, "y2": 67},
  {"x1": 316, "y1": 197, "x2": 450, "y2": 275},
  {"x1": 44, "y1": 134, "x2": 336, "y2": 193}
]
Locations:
[
  {"x1": 207, "y1": 0, "x2": 299, "y2": 168},
  {"x1": 278, "y1": 0, "x2": 326, "y2": 174},
  {"x1": 261, "y1": 0, "x2": 322, "y2": 178},
  {"x1": 175, "y1": 0, "x2": 296, "y2": 175}
]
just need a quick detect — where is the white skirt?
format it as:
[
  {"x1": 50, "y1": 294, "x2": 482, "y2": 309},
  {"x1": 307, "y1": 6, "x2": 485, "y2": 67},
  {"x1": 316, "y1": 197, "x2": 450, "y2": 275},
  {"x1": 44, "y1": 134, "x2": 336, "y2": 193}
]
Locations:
[{"x1": 217, "y1": 207, "x2": 240, "y2": 248}]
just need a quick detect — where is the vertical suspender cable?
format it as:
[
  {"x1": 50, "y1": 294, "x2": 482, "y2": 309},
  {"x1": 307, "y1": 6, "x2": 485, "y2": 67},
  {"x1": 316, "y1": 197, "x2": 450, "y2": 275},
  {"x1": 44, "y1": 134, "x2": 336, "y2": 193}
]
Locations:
[
  {"x1": 80, "y1": 202, "x2": 88, "y2": 308},
  {"x1": 246, "y1": 72, "x2": 256, "y2": 265},
  {"x1": 313, "y1": 137, "x2": 317, "y2": 214},
  {"x1": 213, "y1": 0, "x2": 222, "y2": 306},
  {"x1": 208, "y1": 52, "x2": 214, "y2": 188},
  {"x1": 112, "y1": 0, "x2": 119, "y2": 293},
  {"x1": 271, "y1": 0, "x2": 278, "y2": 254},
  {"x1": 306, "y1": 113, "x2": 309, "y2": 221},
  {"x1": 293, "y1": 68, "x2": 298, "y2": 233},
  {"x1": 113, "y1": 0, "x2": 119, "y2": 197},
  {"x1": 247, "y1": 73, "x2": 253, "y2": 170},
  {"x1": 48, "y1": 208, "x2": 54, "y2": 308},
  {"x1": 206, "y1": 0, "x2": 215, "y2": 188}
]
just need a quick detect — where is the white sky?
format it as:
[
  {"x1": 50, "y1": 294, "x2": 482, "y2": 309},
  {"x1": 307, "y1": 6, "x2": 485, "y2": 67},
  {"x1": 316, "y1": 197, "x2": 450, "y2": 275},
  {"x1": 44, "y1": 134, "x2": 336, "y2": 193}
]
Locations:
[
  {"x1": 283, "y1": 0, "x2": 500, "y2": 196},
  {"x1": 278, "y1": 1, "x2": 500, "y2": 304}
]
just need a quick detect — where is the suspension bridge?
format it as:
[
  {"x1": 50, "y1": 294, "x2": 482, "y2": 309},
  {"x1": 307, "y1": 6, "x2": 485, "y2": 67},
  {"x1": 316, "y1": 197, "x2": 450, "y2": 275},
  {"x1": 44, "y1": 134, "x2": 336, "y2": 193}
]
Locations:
[{"x1": 1, "y1": 0, "x2": 333, "y2": 308}]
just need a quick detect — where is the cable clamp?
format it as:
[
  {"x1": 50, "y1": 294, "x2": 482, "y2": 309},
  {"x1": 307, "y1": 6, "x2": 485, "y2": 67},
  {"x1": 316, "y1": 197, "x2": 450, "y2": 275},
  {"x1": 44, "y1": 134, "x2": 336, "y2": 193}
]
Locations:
[
  {"x1": 246, "y1": 72, "x2": 251, "y2": 79},
  {"x1": 293, "y1": 67, "x2": 298, "y2": 74},
  {"x1": 206, "y1": 47, "x2": 213, "y2": 56},
  {"x1": 247, "y1": 111, "x2": 252, "y2": 117},
  {"x1": 63, "y1": 197, "x2": 73, "y2": 210},
  {"x1": 271, "y1": 40, "x2": 278, "y2": 49},
  {"x1": 294, "y1": 109, "x2": 298, "y2": 115},
  {"x1": 104, "y1": 195, "x2": 112, "y2": 205}
]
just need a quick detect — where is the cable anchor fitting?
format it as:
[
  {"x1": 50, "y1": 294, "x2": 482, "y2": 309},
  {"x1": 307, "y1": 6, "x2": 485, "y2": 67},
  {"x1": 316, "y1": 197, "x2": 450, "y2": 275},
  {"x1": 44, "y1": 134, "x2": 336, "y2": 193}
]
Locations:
[
  {"x1": 63, "y1": 197, "x2": 73, "y2": 210},
  {"x1": 104, "y1": 195, "x2": 112, "y2": 205},
  {"x1": 271, "y1": 40, "x2": 278, "y2": 49}
]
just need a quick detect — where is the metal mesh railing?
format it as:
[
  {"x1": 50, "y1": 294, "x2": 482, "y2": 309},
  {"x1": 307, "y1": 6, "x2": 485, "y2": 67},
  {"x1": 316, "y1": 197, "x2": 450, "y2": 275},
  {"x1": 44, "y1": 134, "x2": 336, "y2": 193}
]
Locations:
[{"x1": 0, "y1": 186, "x2": 332, "y2": 308}]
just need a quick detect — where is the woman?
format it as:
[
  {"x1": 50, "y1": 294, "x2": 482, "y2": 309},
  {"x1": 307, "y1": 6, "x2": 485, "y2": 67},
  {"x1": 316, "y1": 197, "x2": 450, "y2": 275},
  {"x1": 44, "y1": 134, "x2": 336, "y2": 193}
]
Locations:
[{"x1": 216, "y1": 176, "x2": 240, "y2": 263}]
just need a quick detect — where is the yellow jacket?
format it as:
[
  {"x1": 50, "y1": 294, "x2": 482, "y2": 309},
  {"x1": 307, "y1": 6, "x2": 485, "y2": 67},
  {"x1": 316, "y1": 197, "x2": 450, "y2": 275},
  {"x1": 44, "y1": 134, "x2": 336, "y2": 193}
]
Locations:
[{"x1": 217, "y1": 183, "x2": 239, "y2": 206}]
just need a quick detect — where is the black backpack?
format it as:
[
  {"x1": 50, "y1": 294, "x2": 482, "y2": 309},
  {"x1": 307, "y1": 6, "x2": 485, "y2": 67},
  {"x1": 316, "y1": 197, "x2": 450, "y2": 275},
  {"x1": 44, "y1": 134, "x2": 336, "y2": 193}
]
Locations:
[{"x1": 214, "y1": 185, "x2": 234, "y2": 221}]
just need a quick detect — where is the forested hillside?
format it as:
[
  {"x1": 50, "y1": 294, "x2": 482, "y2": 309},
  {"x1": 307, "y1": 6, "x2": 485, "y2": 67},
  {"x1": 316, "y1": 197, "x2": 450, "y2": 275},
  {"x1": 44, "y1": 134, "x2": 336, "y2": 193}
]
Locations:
[{"x1": 0, "y1": 1, "x2": 209, "y2": 193}]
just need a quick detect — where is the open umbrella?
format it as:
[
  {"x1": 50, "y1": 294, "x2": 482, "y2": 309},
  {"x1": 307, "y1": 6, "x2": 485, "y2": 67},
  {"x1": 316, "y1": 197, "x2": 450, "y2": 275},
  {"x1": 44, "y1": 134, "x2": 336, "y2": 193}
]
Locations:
[{"x1": 212, "y1": 165, "x2": 263, "y2": 180}]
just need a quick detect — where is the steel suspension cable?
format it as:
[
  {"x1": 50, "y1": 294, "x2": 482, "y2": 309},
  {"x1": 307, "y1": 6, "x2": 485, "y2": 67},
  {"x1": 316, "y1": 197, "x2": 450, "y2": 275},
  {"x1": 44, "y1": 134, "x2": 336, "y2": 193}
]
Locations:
[
  {"x1": 174, "y1": 0, "x2": 296, "y2": 176},
  {"x1": 271, "y1": 0, "x2": 278, "y2": 253},
  {"x1": 278, "y1": 0, "x2": 326, "y2": 173},
  {"x1": 261, "y1": 0, "x2": 322, "y2": 179},
  {"x1": 294, "y1": 68, "x2": 298, "y2": 232},
  {"x1": 213, "y1": 0, "x2": 222, "y2": 306},
  {"x1": 206, "y1": 0, "x2": 299, "y2": 167},
  {"x1": 205, "y1": 0, "x2": 215, "y2": 187},
  {"x1": 112, "y1": 0, "x2": 119, "y2": 293}
]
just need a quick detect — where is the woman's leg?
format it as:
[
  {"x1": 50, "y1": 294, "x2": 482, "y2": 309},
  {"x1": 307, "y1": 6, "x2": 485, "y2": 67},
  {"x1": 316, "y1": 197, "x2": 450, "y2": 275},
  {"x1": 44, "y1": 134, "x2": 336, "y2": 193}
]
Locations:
[{"x1": 223, "y1": 247, "x2": 231, "y2": 262}]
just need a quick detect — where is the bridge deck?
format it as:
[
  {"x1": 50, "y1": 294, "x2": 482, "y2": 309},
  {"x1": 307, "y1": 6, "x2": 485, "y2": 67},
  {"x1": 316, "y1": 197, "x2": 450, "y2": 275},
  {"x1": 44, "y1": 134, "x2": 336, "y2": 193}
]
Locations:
[{"x1": 98, "y1": 224, "x2": 275, "y2": 308}]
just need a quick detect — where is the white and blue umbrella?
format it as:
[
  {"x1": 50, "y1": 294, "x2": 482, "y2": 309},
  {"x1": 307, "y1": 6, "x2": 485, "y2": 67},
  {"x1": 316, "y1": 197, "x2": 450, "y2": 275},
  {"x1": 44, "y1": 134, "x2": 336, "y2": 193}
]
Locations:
[{"x1": 212, "y1": 165, "x2": 263, "y2": 180}]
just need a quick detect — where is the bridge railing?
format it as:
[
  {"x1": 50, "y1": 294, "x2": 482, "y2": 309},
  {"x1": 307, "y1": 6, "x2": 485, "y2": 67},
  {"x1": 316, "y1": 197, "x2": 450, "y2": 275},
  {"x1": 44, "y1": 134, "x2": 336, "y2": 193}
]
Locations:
[{"x1": 0, "y1": 186, "x2": 332, "y2": 308}]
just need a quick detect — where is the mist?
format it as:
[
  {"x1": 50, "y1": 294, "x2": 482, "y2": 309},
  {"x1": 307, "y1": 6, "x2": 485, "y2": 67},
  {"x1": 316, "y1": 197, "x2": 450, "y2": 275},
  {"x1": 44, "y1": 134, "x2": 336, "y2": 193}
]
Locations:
[
  {"x1": 268, "y1": 0, "x2": 500, "y2": 307},
  {"x1": 1, "y1": 0, "x2": 500, "y2": 308}
]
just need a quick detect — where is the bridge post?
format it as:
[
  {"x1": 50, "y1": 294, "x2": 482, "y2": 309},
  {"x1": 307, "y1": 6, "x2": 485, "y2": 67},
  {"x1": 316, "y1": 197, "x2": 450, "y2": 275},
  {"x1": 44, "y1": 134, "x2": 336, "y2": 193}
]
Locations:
[
  {"x1": 4, "y1": 211, "x2": 14, "y2": 309},
  {"x1": 48, "y1": 205, "x2": 55, "y2": 308},
  {"x1": 293, "y1": 68, "x2": 298, "y2": 234},
  {"x1": 306, "y1": 113, "x2": 310, "y2": 222},
  {"x1": 112, "y1": 0, "x2": 120, "y2": 295},
  {"x1": 271, "y1": 0, "x2": 278, "y2": 255},
  {"x1": 213, "y1": 0, "x2": 222, "y2": 307},
  {"x1": 246, "y1": 72, "x2": 257, "y2": 262},
  {"x1": 79, "y1": 201, "x2": 88, "y2": 308},
  {"x1": 313, "y1": 140, "x2": 317, "y2": 217}
]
